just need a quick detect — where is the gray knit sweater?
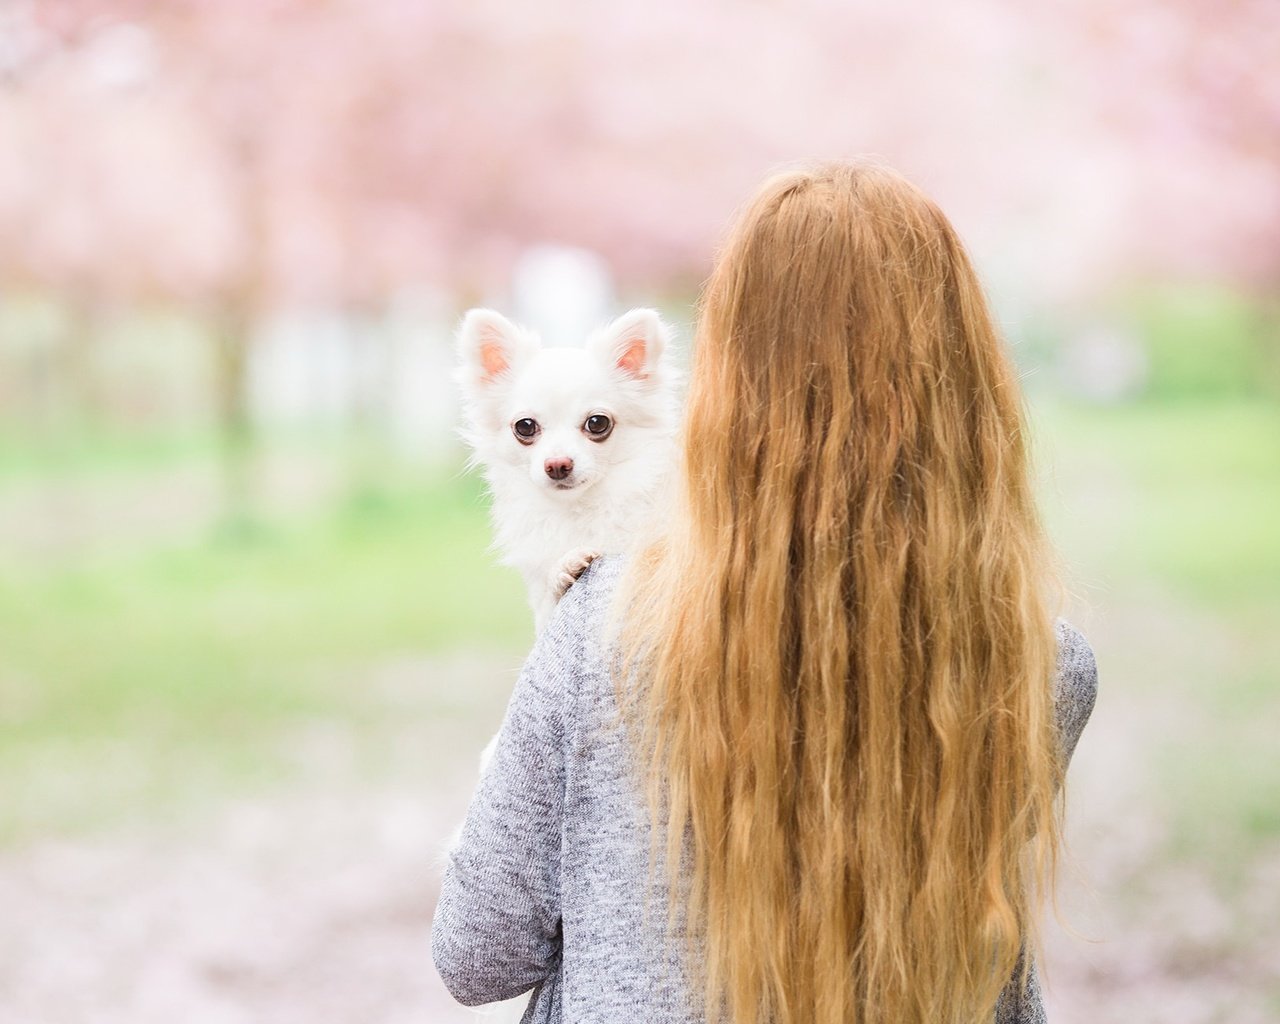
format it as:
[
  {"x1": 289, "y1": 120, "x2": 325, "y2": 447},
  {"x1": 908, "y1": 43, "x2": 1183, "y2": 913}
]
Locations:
[{"x1": 431, "y1": 558, "x2": 1098, "y2": 1023}]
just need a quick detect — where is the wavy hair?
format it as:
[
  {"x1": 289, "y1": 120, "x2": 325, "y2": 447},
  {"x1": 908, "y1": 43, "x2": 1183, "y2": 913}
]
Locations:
[{"x1": 617, "y1": 161, "x2": 1062, "y2": 1024}]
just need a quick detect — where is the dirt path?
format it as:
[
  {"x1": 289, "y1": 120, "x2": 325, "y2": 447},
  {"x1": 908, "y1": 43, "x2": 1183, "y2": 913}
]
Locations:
[
  {"x1": 5, "y1": 647, "x2": 1277, "y2": 1022},
  {"x1": 0, "y1": 652, "x2": 510, "y2": 1024},
  {"x1": 1041, "y1": 609, "x2": 1280, "y2": 1023},
  {"x1": 0, "y1": 789, "x2": 483, "y2": 1024},
  {"x1": 1043, "y1": 697, "x2": 1280, "y2": 1022}
]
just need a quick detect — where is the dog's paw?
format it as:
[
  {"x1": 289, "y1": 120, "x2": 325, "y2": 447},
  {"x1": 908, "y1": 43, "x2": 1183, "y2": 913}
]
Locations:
[{"x1": 552, "y1": 549, "x2": 601, "y2": 601}]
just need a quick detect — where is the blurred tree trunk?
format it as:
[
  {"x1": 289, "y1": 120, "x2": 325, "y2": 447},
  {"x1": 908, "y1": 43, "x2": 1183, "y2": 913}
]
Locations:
[
  {"x1": 1264, "y1": 295, "x2": 1280, "y2": 398},
  {"x1": 344, "y1": 305, "x2": 390, "y2": 503},
  {"x1": 214, "y1": 124, "x2": 269, "y2": 532},
  {"x1": 213, "y1": 300, "x2": 255, "y2": 529},
  {"x1": 59, "y1": 290, "x2": 103, "y2": 431}
]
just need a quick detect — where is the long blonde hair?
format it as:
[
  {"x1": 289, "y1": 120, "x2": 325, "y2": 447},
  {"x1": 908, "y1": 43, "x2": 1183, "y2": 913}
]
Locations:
[{"x1": 618, "y1": 161, "x2": 1062, "y2": 1024}]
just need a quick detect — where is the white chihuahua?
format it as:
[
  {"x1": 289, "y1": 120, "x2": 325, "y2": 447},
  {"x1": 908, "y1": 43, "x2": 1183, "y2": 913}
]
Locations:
[
  {"x1": 456, "y1": 307, "x2": 680, "y2": 631},
  {"x1": 445, "y1": 310, "x2": 679, "y2": 1024}
]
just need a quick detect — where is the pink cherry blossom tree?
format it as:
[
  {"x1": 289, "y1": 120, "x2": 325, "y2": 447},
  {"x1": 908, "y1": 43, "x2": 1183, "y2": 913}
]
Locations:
[{"x1": 0, "y1": 0, "x2": 1274, "y2": 454}]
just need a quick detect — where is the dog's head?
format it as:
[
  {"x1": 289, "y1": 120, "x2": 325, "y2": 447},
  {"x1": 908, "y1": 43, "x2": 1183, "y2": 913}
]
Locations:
[{"x1": 456, "y1": 308, "x2": 676, "y2": 498}]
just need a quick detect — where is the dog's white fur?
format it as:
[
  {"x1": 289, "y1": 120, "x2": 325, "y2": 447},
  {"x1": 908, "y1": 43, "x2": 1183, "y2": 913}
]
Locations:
[
  {"x1": 456, "y1": 307, "x2": 680, "y2": 631},
  {"x1": 444, "y1": 311, "x2": 679, "y2": 1024}
]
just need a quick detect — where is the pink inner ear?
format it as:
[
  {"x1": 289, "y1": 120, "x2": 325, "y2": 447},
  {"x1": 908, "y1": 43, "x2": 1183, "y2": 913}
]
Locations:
[
  {"x1": 618, "y1": 338, "x2": 648, "y2": 377},
  {"x1": 479, "y1": 341, "x2": 510, "y2": 380}
]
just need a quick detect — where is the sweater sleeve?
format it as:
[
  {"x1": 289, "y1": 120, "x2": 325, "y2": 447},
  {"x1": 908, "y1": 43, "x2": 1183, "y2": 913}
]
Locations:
[
  {"x1": 1052, "y1": 620, "x2": 1098, "y2": 769},
  {"x1": 430, "y1": 591, "x2": 582, "y2": 1005},
  {"x1": 993, "y1": 622, "x2": 1098, "y2": 1024}
]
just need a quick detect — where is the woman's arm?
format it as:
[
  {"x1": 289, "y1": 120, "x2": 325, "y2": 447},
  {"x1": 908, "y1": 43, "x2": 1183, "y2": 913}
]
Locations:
[
  {"x1": 1053, "y1": 620, "x2": 1098, "y2": 767},
  {"x1": 991, "y1": 623, "x2": 1098, "y2": 1022},
  {"x1": 430, "y1": 608, "x2": 576, "y2": 1005}
]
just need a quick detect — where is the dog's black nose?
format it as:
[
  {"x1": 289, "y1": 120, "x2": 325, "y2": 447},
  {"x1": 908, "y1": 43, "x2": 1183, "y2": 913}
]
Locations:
[{"x1": 544, "y1": 457, "x2": 573, "y2": 481}]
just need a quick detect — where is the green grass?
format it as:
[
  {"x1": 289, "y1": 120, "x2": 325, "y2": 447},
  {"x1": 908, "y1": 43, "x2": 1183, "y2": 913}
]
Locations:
[
  {"x1": 0, "y1": 469, "x2": 531, "y2": 843},
  {"x1": 3, "y1": 400, "x2": 1278, "y2": 868},
  {"x1": 1035, "y1": 398, "x2": 1280, "y2": 871},
  {"x1": 1122, "y1": 285, "x2": 1279, "y2": 401},
  {"x1": 0, "y1": 424, "x2": 217, "y2": 482},
  {"x1": 1036, "y1": 399, "x2": 1280, "y2": 607},
  {"x1": 4, "y1": 485, "x2": 526, "y2": 732}
]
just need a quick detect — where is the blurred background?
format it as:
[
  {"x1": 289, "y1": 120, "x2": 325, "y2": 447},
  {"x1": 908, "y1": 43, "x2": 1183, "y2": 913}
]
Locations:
[{"x1": 0, "y1": 0, "x2": 1277, "y2": 1021}]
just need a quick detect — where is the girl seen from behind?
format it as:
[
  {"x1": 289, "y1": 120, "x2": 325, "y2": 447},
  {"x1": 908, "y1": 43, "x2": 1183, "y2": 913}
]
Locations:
[{"x1": 432, "y1": 160, "x2": 1097, "y2": 1024}]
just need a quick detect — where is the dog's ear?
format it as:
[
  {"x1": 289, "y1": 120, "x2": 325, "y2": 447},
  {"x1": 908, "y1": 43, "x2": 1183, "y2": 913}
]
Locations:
[
  {"x1": 590, "y1": 309, "x2": 669, "y2": 381},
  {"x1": 456, "y1": 309, "x2": 538, "y2": 387}
]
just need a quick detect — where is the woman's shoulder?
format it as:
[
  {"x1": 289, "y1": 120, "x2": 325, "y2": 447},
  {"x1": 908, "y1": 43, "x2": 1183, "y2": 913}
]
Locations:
[
  {"x1": 574, "y1": 552, "x2": 626, "y2": 596},
  {"x1": 533, "y1": 555, "x2": 623, "y2": 686},
  {"x1": 1052, "y1": 620, "x2": 1098, "y2": 763},
  {"x1": 547, "y1": 554, "x2": 625, "y2": 631}
]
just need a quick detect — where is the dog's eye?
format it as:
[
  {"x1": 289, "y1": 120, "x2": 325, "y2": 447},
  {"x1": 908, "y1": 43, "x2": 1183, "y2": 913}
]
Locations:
[
  {"x1": 512, "y1": 418, "x2": 540, "y2": 444},
  {"x1": 583, "y1": 414, "x2": 613, "y2": 440}
]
